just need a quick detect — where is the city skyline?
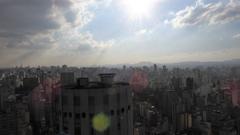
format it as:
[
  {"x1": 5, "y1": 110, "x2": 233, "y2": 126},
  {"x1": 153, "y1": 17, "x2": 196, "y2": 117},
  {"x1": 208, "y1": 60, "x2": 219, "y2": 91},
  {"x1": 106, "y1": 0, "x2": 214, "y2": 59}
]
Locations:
[{"x1": 0, "y1": 0, "x2": 240, "y2": 67}]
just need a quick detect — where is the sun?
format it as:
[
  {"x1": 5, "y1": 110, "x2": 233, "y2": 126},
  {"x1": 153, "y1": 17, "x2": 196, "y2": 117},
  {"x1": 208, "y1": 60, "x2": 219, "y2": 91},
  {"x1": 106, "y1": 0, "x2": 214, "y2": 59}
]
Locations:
[{"x1": 121, "y1": 0, "x2": 158, "y2": 20}]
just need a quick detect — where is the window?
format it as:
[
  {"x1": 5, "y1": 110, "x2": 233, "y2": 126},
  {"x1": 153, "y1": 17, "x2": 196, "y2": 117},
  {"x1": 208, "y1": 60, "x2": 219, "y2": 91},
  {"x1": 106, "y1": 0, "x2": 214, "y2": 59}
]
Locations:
[
  {"x1": 63, "y1": 126, "x2": 68, "y2": 133},
  {"x1": 75, "y1": 127, "x2": 81, "y2": 135},
  {"x1": 59, "y1": 111, "x2": 61, "y2": 116},
  {"x1": 64, "y1": 112, "x2": 67, "y2": 118},
  {"x1": 74, "y1": 96, "x2": 80, "y2": 106},
  {"x1": 69, "y1": 112, "x2": 72, "y2": 118},
  {"x1": 105, "y1": 129, "x2": 110, "y2": 135},
  {"x1": 89, "y1": 113, "x2": 94, "y2": 135},
  {"x1": 89, "y1": 113, "x2": 94, "y2": 118},
  {"x1": 117, "y1": 109, "x2": 120, "y2": 115},
  {"x1": 117, "y1": 93, "x2": 120, "y2": 105},
  {"x1": 56, "y1": 124, "x2": 59, "y2": 133},
  {"x1": 88, "y1": 96, "x2": 95, "y2": 106},
  {"x1": 121, "y1": 108, "x2": 125, "y2": 113},
  {"x1": 110, "y1": 110, "x2": 114, "y2": 116},
  {"x1": 55, "y1": 97, "x2": 59, "y2": 104},
  {"x1": 62, "y1": 96, "x2": 68, "y2": 105},
  {"x1": 103, "y1": 94, "x2": 109, "y2": 105},
  {"x1": 75, "y1": 113, "x2": 80, "y2": 119},
  {"x1": 128, "y1": 105, "x2": 131, "y2": 111},
  {"x1": 90, "y1": 127, "x2": 94, "y2": 135},
  {"x1": 82, "y1": 112, "x2": 86, "y2": 118},
  {"x1": 117, "y1": 122, "x2": 121, "y2": 130}
]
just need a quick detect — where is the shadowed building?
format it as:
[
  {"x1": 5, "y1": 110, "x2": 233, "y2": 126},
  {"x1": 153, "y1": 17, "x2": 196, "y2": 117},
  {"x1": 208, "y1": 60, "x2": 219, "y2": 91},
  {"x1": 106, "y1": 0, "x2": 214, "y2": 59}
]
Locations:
[{"x1": 55, "y1": 73, "x2": 133, "y2": 135}]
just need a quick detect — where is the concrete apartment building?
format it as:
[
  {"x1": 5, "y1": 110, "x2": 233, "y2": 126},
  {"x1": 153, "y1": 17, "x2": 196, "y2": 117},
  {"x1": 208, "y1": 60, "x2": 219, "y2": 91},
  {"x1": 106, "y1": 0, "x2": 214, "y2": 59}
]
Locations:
[{"x1": 55, "y1": 72, "x2": 133, "y2": 135}]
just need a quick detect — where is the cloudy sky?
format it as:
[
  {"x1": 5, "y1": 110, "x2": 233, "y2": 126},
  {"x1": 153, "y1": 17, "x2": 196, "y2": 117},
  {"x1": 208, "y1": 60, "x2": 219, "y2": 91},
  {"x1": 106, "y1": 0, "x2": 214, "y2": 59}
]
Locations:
[{"x1": 0, "y1": 0, "x2": 240, "y2": 67}]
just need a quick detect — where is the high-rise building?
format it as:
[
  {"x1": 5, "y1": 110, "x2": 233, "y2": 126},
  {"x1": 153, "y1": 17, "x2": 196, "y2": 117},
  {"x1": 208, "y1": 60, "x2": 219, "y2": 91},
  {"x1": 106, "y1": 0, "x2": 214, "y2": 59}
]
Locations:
[
  {"x1": 0, "y1": 98, "x2": 17, "y2": 135},
  {"x1": 0, "y1": 111, "x2": 17, "y2": 135},
  {"x1": 60, "y1": 72, "x2": 75, "y2": 86},
  {"x1": 55, "y1": 73, "x2": 133, "y2": 135}
]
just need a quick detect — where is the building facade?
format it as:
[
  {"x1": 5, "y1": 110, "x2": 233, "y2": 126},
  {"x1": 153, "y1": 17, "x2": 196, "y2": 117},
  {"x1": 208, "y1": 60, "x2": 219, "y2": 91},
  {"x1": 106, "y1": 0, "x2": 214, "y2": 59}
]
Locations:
[{"x1": 55, "y1": 73, "x2": 133, "y2": 135}]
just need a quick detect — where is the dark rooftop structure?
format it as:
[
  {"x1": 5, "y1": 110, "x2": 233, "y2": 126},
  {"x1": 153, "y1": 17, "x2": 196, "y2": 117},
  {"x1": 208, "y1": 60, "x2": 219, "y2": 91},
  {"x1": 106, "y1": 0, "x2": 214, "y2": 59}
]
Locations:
[{"x1": 63, "y1": 73, "x2": 129, "y2": 89}]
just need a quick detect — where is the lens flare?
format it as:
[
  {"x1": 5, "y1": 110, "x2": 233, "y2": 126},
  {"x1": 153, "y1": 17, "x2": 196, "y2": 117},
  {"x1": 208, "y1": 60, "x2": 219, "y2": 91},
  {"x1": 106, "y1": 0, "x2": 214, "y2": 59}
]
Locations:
[
  {"x1": 129, "y1": 70, "x2": 148, "y2": 92},
  {"x1": 120, "y1": 0, "x2": 158, "y2": 20},
  {"x1": 225, "y1": 80, "x2": 240, "y2": 106},
  {"x1": 92, "y1": 113, "x2": 110, "y2": 132}
]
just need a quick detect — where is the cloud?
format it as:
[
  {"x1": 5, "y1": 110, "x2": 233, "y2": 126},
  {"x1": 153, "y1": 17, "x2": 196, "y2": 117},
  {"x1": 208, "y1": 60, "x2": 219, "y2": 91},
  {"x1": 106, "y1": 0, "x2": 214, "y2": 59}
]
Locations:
[
  {"x1": 233, "y1": 33, "x2": 240, "y2": 39},
  {"x1": 51, "y1": 27, "x2": 114, "y2": 52},
  {"x1": 154, "y1": 47, "x2": 240, "y2": 63},
  {"x1": 135, "y1": 29, "x2": 153, "y2": 36},
  {"x1": 0, "y1": 0, "x2": 59, "y2": 34},
  {"x1": 166, "y1": 0, "x2": 240, "y2": 28},
  {"x1": 0, "y1": 0, "x2": 114, "y2": 64},
  {"x1": 0, "y1": 0, "x2": 115, "y2": 67}
]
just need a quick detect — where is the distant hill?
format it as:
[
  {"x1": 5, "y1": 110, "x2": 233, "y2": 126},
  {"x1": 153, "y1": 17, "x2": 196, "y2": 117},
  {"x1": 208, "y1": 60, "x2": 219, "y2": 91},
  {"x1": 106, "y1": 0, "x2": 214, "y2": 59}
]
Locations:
[
  {"x1": 165, "y1": 59, "x2": 240, "y2": 68},
  {"x1": 106, "y1": 59, "x2": 240, "y2": 68}
]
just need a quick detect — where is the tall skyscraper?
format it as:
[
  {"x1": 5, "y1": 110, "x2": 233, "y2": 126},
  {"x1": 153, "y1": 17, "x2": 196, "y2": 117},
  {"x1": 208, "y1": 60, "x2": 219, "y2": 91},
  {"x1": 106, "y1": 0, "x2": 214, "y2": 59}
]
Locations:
[{"x1": 55, "y1": 73, "x2": 133, "y2": 135}]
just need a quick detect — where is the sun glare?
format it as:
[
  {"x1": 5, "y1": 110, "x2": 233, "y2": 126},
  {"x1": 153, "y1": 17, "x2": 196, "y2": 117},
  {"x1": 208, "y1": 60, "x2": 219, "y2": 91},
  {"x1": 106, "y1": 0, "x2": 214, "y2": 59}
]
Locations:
[{"x1": 121, "y1": 0, "x2": 158, "y2": 20}]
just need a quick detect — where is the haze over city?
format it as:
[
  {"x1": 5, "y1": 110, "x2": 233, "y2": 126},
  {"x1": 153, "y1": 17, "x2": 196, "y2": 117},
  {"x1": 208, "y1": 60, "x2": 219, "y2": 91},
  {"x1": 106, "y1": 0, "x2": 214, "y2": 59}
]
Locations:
[
  {"x1": 1, "y1": 1, "x2": 240, "y2": 135},
  {"x1": 0, "y1": 0, "x2": 240, "y2": 67}
]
